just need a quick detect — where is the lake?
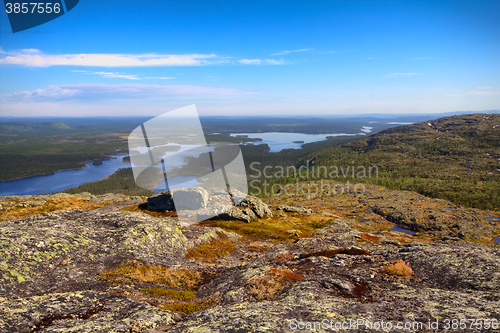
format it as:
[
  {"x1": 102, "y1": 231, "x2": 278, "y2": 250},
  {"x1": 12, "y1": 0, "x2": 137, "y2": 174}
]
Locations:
[
  {"x1": 231, "y1": 128, "x2": 372, "y2": 153},
  {"x1": 1, "y1": 130, "x2": 372, "y2": 195},
  {"x1": 0, "y1": 154, "x2": 130, "y2": 196}
]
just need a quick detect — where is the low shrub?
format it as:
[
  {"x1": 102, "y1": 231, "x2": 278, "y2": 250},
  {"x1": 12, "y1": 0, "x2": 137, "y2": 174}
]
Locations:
[{"x1": 383, "y1": 259, "x2": 413, "y2": 277}]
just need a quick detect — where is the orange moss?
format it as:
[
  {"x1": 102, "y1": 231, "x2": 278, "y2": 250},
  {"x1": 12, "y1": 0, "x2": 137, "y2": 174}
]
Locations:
[
  {"x1": 246, "y1": 267, "x2": 303, "y2": 300},
  {"x1": 248, "y1": 242, "x2": 269, "y2": 252},
  {"x1": 273, "y1": 251, "x2": 295, "y2": 262},
  {"x1": 268, "y1": 267, "x2": 303, "y2": 282},
  {"x1": 357, "y1": 233, "x2": 381, "y2": 244}
]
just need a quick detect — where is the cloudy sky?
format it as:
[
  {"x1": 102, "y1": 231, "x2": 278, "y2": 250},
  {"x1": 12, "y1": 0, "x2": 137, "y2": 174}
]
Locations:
[{"x1": 0, "y1": 0, "x2": 499, "y2": 117}]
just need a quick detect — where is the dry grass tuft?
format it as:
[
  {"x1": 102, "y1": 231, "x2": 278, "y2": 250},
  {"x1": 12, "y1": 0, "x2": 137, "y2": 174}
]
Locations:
[
  {"x1": 383, "y1": 259, "x2": 413, "y2": 277},
  {"x1": 185, "y1": 231, "x2": 236, "y2": 263},
  {"x1": 102, "y1": 260, "x2": 213, "y2": 314},
  {"x1": 100, "y1": 260, "x2": 202, "y2": 291},
  {"x1": 0, "y1": 198, "x2": 107, "y2": 222}
]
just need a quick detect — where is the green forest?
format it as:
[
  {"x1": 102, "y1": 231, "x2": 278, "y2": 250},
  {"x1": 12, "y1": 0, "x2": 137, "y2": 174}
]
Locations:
[{"x1": 262, "y1": 114, "x2": 500, "y2": 210}]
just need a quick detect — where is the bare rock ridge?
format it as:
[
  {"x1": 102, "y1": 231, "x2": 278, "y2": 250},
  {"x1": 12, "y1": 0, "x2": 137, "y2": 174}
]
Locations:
[{"x1": 0, "y1": 191, "x2": 499, "y2": 332}]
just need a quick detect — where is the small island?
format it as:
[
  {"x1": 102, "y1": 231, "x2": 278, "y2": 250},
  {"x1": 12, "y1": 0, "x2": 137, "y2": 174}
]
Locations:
[
  {"x1": 293, "y1": 140, "x2": 305, "y2": 143},
  {"x1": 92, "y1": 160, "x2": 103, "y2": 166}
]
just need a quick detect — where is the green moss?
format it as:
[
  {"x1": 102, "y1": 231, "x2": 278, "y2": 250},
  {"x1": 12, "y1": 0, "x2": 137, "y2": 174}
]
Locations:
[
  {"x1": 311, "y1": 219, "x2": 334, "y2": 229},
  {"x1": 140, "y1": 288, "x2": 195, "y2": 301},
  {"x1": 161, "y1": 303, "x2": 202, "y2": 314},
  {"x1": 199, "y1": 215, "x2": 328, "y2": 243}
]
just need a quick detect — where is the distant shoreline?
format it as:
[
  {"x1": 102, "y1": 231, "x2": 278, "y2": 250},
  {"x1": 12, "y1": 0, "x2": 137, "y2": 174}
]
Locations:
[{"x1": 0, "y1": 153, "x2": 128, "y2": 183}]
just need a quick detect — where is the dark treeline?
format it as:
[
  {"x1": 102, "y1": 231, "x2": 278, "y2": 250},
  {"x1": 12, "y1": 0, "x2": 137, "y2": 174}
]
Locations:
[{"x1": 64, "y1": 168, "x2": 154, "y2": 196}]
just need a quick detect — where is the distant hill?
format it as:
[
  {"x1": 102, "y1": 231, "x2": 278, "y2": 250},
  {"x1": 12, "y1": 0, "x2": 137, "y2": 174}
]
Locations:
[
  {"x1": 0, "y1": 121, "x2": 70, "y2": 133},
  {"x1": 301, "y1": 114, "x2": 500, "y2": 210}
]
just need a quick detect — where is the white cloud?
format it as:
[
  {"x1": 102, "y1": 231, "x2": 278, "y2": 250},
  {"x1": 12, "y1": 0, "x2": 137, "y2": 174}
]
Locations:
[
  {"x1": 446, "y1": 87, "x2": 499, "y2": 96},
  {"x1": 71, "y1": 70, "x2": 176, "y2": 80},
  {"x1": 321, "y1": 49, "x2": 355, "y2": 54},
  {"x1": 3, "y1": 84, "x2": 254, "y2": 102},
  {"x1": 71, "y1": 70, "x2": 140, "y2": 80},
  {"x1": 239, "y1": 58, "x2": 285, "y2": 65},
  {"x1": 271, "y1": 48, "x2": 313, "y2": 56},
  {"x1": 94, "y1": 72, "x2": 141, "y2": 80},
  {"x1": 144, "y1": 77, "x2": 176, "y2": 80},
  {"x1": 384, "y1": 72, "x2": 424, "y2": 77},
  {"x1": 0, "y1": 49, "x2": 217, "y2": 67},
  {"x1": 239, "y1": 59, "x2": 262, "y2": 65},
  {"x1": 467, "y1": 89, "x2": 500, "y2": 96}
]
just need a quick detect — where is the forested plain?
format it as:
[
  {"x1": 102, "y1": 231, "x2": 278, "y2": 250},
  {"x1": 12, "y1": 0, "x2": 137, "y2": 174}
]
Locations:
[{"x1": 2, "y1": 114, "x2": 499, "y2": 211}]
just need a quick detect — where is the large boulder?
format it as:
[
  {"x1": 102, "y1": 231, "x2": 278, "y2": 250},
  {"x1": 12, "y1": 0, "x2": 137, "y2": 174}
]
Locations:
[
  {"x1": 147, "y1": 190, "x2": 175, "y2": 211},
  {"x1": 146, "y1": 188, "x2": 273, "y2": 223},
  {"x1": 172, "y1": 187, "x2": 209, "y2": 210},
  {"x1": 237, "y1": 195, "x2": 273, "y2": 218},
  {"x1": 147, "y1": 188, "x2": 209, "y2": 211}
]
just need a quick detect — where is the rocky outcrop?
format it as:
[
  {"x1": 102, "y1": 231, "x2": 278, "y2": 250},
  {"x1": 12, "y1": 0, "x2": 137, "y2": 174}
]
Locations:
[
  {"x1": 170, "y1": 238, "x2": 500, "y2": 333},
  {"x1": 0, "y1": 209, "x2": 187, "y2": 298},
  {"x1": 275, "y1": 204, "x2": 313, "y2": 214},
  {"x1": 237, "y1": 195, "x2": 273, "y2": 218},
  {"x1": 217, "y1": 207, "x2": 252, "y2": 223},
  {"x1": 0, "y1": 291, "x2": 175, "y2": 333},
  {"x1": 1, "y1": 192, "x2": 499, "y2": 332}
]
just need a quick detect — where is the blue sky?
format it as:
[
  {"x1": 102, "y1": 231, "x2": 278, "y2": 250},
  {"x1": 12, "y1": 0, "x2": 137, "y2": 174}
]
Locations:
[{"x1": 0, "y1": 0, "x2": 499, "y2": 117}]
